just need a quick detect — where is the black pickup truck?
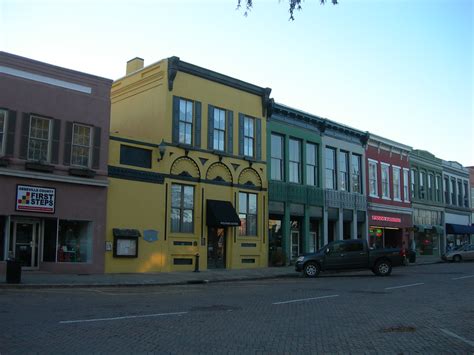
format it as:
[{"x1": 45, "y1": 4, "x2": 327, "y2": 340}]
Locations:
[{"x1": 295, "y1": 239, "x2": 405, "y2": 277}]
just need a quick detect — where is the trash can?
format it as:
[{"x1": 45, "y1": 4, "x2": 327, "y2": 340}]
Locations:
[{"x1": 6, "y1": 259, "x2": 21, "y2": 284}]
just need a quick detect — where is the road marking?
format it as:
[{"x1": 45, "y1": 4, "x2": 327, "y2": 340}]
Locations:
[
  {"x1": 452, "y1": 275, "x2": 474, "y2": 280},
  {"x1": 385, "y1": 283, "x2": 424, "y2": 290},
  {"x1": 440, "y1": 328, "x2": 474, "y2": 347},
  {"x1": 272, "y1": 294, "x2": 339, "y2": 305},
  {"x1": 59, "y1": 311, "x2": 187, "y2": 324}
]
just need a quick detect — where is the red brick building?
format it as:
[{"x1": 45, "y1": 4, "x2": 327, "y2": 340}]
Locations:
[{"x1": 365, "y1": 134, "x2": 412, "y2": 249}]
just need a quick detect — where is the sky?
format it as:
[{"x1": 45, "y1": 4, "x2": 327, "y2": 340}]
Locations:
[{"x1": 1, "y1": 0, "x2": 472, "y2": 166}]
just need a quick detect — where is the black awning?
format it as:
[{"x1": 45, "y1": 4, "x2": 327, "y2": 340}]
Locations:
[
  {"x1": 446, "y1": 223, "x2": 474, "y2": 235},
  {"x1": 113, "y1": 228, "x2": 141, "y2": 238},
  {"x1": 206, "y1": 200, "x2": 241, "y2": 227}
]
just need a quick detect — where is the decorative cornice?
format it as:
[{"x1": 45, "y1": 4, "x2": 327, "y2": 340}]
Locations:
[{"x1": 167, "y1": 56, "x2": 179, "y2": 91}]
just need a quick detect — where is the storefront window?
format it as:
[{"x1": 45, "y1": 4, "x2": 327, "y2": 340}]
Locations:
[
  {"x1": 0, "y1": 216, "x2": 5, "y2": 261},
  {"x1": 57, "y1": 220, "x2": 92, "y2": 263},
  {"x1": 269, "y1": 216, "x2": 284, "y2": 266}
]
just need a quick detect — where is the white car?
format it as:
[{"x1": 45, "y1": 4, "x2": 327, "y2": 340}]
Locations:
[{"x1": 442, "y1": 244, "x2": 474, "y2": 262}]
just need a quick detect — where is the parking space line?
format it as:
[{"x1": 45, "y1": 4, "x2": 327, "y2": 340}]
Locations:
[
  {"x1": 59, "y1": 311, "x2": 188, "y2": 324},
  {"x1": 385, "y1": 283, "x2": 424, "y2": 290},
  {"x1": 452, "y1": 275, "x2": 474, "y2": 280},
  {"x1": 440, "y1": 328, "x2": 474, "y2": 347},
  {"x1": 272, "y1": 294, "x2": 339, "y2": 305}
]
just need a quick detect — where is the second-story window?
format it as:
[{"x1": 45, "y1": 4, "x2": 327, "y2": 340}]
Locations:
[
  {"x1": 28, "y1": 116, "x2": 51, "y2": 162},
  {"x1": 71, "y1": 124, "x2": 92, "y2": 168},
  {"x1": 0, "y1": 109, "x2": 6, "y2": 156},
  {"x1": 419, "y1": 171, "x2": 425, "y2": 199},
  {"x1": 428, "y1": 174, "x2": 434, "y2": 200},
  {"x1": 450, "y1": 179, "x2": 456, "y2": 205},
  {"x1": 436, "y1": 176, "x2": 441, "y2": 202},
  {"x1": 179, "y1": 99, "x2": 193, "y2": 145},
  {"x1": 457, "y1": 180, "x2": 463, "y2": 206},
  {"x1": 464, "y1": 181, "x2": 469, "y2": 207},
  {"x1": 444, "y1": 176, "x2": 449, "y2": 203},
  {"x1": 271, "y1": 134, "x2": 283, "y2": 181},
  {"x1": 243, "y1": 116, "x2": 254, "y2": 157},
  {"x1": 393, "y1": 166, "x2": 401, "y2": 200},
  {"x1": 289, "y1": 138, "x2": 301, "y2": 183},
  {"x1": 368, "y1": 160, "x2": 378, "y2": 197},
  {"x1": 325, "y1": 147, "x2": 336, "y2": 190},
  {"x1": 411, "y1": 170, "x2": 416, "y2": 199},
  {"x1": 339, "y1": 151, "x2": 349, "y2": 191},
  {"x1": 351, "y1": 154, "x2": 361, "y2": 194},
  {"x1": 213, "y1": 108, "x2": 226, "y2": 151},
  {"x1": 171, "y1": 184, "x2": 194, "y2": 233},
  {"x1": 403, "y1": 169, "x2": 409, "y2": 202},
  {"x1": 306, "y1": 142, "x2": 318, "y2": 186},
  {"x1": 381, "y1": 164, "x2": 390, "y2": 199}
]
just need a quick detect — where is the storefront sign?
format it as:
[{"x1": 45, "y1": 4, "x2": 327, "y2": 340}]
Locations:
[
  {"x1": 16, "y1": 185, "x2": 56, "y2": 213},
  {"x1": 371, "y1": 215, "x2": 401, "y2": 223}
]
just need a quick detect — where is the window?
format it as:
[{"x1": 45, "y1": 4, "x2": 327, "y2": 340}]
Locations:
[
  {"x1": 71, "y1": 124, "x2": 92, "y2": 167},
  {"x1": 444, "y1": 176, "x2": 449, "y2": 203},
  {"x1": 271, "y1": 134, "x2": 283, "y2": 181},
  {"x1": 120, "y1": 145, "x2": 152, "y2": 169},
  {"x1": 450, "y1": 179, "x2": 456, "y2": 205},
  {"x1": 28, "y1": 116, "x2": 51, "y2": 161},
  {"x1": 57, "y1": 220, "x2": 92, "y2": 263},
  {"x1": 419, "y1": 171, "x2": 425, "y2": 199},
  {"x1": 368, "y1": 160, "x2": 378, "y2": 197},
  {"x1": 351, "y1": 154, "x2": 362, "y2": 194},
  {"x1": 306, "y1": 142, "x2": 318, "y2": 186},
  {"x1": 428, "y1": 174, "x2": 434, "y2": 200},
  {"x1": 213, "y1": 108, "x2": 225, "y2": 151},
  {"x1": 464, "y1": 181, "x2": 469, "y2": 207},
  {"x1": 239, "y1": 192, "x2": 257, "y2": 236},
  {"x1": 339, "y1": 151, "x2": 349, "y2": 191},
  {"x1": 0, "y1": 109, "x2": 6, "y2": 156},
  {"x1": 411, "y1": 170, "x2": 416, "y2": 199},
  {"x1": 457, "y1": 180, "x2": 463, "y2": 206},
  {"x1": 325, "y1": 147, "x2": 336, "y2": 189},
  {"x1": 403, "y1": 169, "x2": 409, "y2": 202},
  {"x1": 289, "y1": 138, "x2": 301, "y2": 183},
  {"x1": 381, "y1": 164, "x2": 390, "y2": 199},
  {"x1": 393, "y1": 166, "x2": 401, "y2": 200},
  {"x1": 171, "y1": 184, "x2": 194, "y2": 233},
  {"x1": 243, "y1": 116, "x2": 254, "y2": 157},
  {"x1": 179, "y1": 99, "x2": 193, "y2": 145},
  {"x1": 436, "y1": 176, "x2": 441, "y2": 202}
]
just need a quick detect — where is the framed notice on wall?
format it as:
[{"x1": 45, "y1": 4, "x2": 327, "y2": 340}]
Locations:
[
  {"x1": 115, "y1": 238, "x2": 137, "y2": 257},
  {"x1": 16, "y1": 185, "x2": 56, "y2": 213}
]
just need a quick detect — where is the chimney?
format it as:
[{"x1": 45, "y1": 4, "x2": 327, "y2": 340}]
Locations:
[{"x1": 126, "y1": 57, "x2": 144, "y2": 75}]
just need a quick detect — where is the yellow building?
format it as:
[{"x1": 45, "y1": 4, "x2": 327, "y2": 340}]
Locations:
[{"x1": 105, "y1": 57, "x2": 272, "y2": 273}]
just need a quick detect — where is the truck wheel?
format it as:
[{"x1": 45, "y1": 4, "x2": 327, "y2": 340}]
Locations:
[
  {"x1": 374, "y1": 260, "x2": 392, "y2": 276},
  {"x1": 453, "y1": 255, "x2": 462, "y2": 262},
  {"x1": 304, "y1": 262, "x2": 320, "y2": 278}
]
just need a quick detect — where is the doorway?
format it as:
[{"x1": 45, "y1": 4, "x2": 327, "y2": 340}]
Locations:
[
  {"x1": 291, "y1": 231, "x2": 300, "y2": 260},
  {"x1": 207, "y1": 227, "x2": 226, "y2": 269},
  {"x1": 11, "y1": 220, "x2": 41, "y2": 269}
]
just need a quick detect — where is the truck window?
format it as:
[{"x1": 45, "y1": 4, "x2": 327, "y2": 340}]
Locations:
[{"x1": 346, "y1": 241, "x2": 364, "y2": 252}]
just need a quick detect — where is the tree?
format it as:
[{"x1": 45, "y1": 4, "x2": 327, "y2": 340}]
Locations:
[{"x1": 237, "y1": 0, "x2": 338, "y2": 20}]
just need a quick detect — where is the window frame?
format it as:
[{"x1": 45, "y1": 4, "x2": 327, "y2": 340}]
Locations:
[
  {"x1": 457, "y1": 180, "x2": 463, "y2": 206},
  {"x1": 419, "y1": 171, "x2": 425, "y2": 199},
  {"x1": 0, "y1": 109, "x2": 7, "y2": 156},
  {"x1": 289, "y1": 138, "x2": 301, "y2": 184},
  {"x1": 71, "y1": 123, "x2": 93, "y2": 168},
  {"x1": 444, "y1": 176, "x2": 449, "y2": 204},
  {"x1": 239, "y1": 192, "x2": 258, "y2": 236},
  {"x1": 325, "y1": 147, "x2": 337, "y2": 190},
  {"x1": 368, "y1": 159, "x2": 378, "y2": 197},
  {"x1": 243, "y1": 116, "x2": 254, "y2": 158},
  {"x1": 339, "y1": 150, "x2": 349, "y2": 191},
  {"x1": 403, "y1": 168, "x2": 410, "y2": 202},
  {"x1": 171, "y1": 184, "x2": 195, "y2": 233},
  {"x1": 178, "y1": 98, "x2": 193, "y2": 145},
  {"x1": 450, "y1": 178, "x2": 456, "y2": 206},
  {"x1": 428, "y1": 174, "x2": 434, "y2": 200},
  {"x1": 411, "y1": 169, "x2": 416, "y2": 199},
  {"x1": 27, "y1": 115, "x2": 52, "y2": 162},
  {"x1": 392, "y1": 166, "x2": 401, "y2": 201},
  {"x1": 463, "y1": 180, "x2": 469, "y2": 208},
  {"x1": 270, "y1": 133, "x2": 284, "y2": 181},
  {"x1": 381, "y1": 163, "x2": 391, "y2": 199},
  {"x1": 306, "y1": 142, "x2": 318, "y2": 186},
  {"x1": 212, "y1": 107, "x2": 226, "y2": 151},
  {"x1": 351, "y1": 154, "x2": 362, "y2": 194}
]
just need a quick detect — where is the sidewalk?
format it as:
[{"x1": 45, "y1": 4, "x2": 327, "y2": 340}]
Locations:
[{"x1": 1, "y1": 256, "x2": 443, "y2": 289}]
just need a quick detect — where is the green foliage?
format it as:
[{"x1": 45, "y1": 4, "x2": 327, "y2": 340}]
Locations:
[{"x1": 237, "y1": 0, "x2": 338, "y2": 20}]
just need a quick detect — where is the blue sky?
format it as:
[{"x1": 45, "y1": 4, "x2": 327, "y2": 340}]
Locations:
[{"x1": 1, "y1": 0, "x2": 472, "y2": 166}]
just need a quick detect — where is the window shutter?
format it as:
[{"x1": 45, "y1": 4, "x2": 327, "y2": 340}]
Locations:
[
  {"x1": 51, "y1": 119, "x2": 61, "y2": 164},
  {"x1": 256, "y1": 118, "x2": 262, "y2": 161},
  {"x1": 63, "y1": 122, "x2": 73, "y2": 166},
  {"x1": 194, "y1": 101, "x2": 201, "y2": 148},
  {"x1": 226, "y1": 110, "x2": 233, "y2": 155},
  {"x1": 92, "y1": 126, "x2": 101, "y2": 170},
  {"x1": 207, "y1": 105, "x2": 214, "y2": 150},
  {"x1": 6, "y1": 110, "x2": 16, "y2": 156},
  {"x1": 19, "y1": 113, "x2": 30, "y2": 160},
  {"x1": 172, "y1": 96, "x2": 180, "y2": 144},
  {"x1": 238, "y1": 113, "x2": 244, "y2": 156}
]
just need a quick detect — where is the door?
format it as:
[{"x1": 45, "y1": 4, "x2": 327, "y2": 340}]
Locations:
[
  {"x1": 13, "y1": 221, "x2": 40, "y2": 269},
  {"x1": 323, "y1": 241, "x2": 346, "y2": 269},
  {"x1": 291, "y1": 231, "x2": 300, "y2": 260},
  {"x1": 207, "y1": 227, "x2": 226, "y2": 269},
  {"x1": 309, "y1": 232, "x2": 318, "y2": 253}
]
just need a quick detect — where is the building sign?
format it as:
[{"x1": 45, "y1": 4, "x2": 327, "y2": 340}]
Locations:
[
  {"x1": 371, "y1": 215, "x2": 401, "y2": 223},
  {"x1": 16, "y1": 185, "x2": 56, "y2": 213}
]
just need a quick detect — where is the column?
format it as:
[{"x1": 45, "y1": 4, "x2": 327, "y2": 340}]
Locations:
[
  {"x1": 337, "y1": 208, "x2": 343, "y2": 240},
  {"x1": 323, "y1": 208, "x2": 329, "y2": 245},
  {"x1": 283, "y1": 203, "x2": 291, "y2": 265},
  {"x1": 352, "y1": 209, "x2": 358, "y2": 239},
  {"x1": 303, "y1": 206, "x2": 310, "y2": 253}
]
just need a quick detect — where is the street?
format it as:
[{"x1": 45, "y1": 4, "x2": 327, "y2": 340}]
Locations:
[{"x1": 1, "y1": 262, "x2": 473, "y2": 354}]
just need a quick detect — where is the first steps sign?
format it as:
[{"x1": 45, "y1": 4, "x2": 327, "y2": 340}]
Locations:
[{"x1": 16, "y1": 185, "x2": 56, "y2": 213}]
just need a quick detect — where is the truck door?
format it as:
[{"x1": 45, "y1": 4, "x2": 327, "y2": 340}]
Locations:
[
  {"x1": 344, "y1": 240, "x2": 368, "y2": 268},
  {"x1": 324, "y1": 241, "x2": 346, "y2": 269}
]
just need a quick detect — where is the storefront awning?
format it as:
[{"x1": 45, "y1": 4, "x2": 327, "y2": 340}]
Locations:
[
  {"x1": 414, "y1": 224, "x2": 443, "y2": 234},
  {"x1": 446, "y1": 223, "x2": 474, "y2": 235},
  {"x1": 113, "y1": 228, "x2": 141, "y2": 237},
  {"x1": 206, "y1": 200, "x2": 241, "y2": 227}
]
